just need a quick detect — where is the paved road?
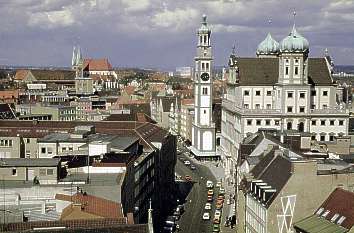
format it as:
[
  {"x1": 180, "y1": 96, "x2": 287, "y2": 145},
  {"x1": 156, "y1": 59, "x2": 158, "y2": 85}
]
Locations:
[{"x1": 174, "y1": 153, "x2": 218, "y2": 233}]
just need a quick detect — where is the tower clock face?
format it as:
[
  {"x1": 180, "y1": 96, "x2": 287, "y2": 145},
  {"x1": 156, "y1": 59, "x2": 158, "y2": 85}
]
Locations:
[{"x1": 201, "y1": 72, "x2": 209, "y2": 81}]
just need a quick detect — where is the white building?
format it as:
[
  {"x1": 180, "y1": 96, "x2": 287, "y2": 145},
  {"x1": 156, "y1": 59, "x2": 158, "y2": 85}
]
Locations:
[
  {"x1": 190, "y1": 15, "x2": 217, "y2": 158},
  {"x1": 221, "y1": 24, "x2": 349, "y2": 179}
]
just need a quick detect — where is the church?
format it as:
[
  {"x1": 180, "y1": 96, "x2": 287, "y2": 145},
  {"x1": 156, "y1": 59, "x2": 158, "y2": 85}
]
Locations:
[{"x1": 220, "y1": 20, "x2": 349, "y2": 178}]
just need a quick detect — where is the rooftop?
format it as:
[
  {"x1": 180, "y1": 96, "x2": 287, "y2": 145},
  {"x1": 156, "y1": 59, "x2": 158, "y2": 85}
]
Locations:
[{"x1": 0, "y1": 158, "x2": 60, "y2": 167}]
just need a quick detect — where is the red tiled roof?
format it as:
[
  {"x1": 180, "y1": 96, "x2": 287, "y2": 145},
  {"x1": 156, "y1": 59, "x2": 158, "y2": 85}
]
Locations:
[
  {"x1": 317, "y1": 188, "x2": 354, "y2": 229},
  {"x1": 123, "y1": 86, "x2": 136, "y2": 95},
  {"x1": 14, "y1": 70, "x2": 29, "y2": 81},
  {"x1": 56, "y1": 193, "x2": 123, "y2": 219},
  {"x1": 84, "y1": 58, "x2": 113, "y2": 71},
  {"x1": 181, "y1": 99, "x2": 194, "y2": 105}
]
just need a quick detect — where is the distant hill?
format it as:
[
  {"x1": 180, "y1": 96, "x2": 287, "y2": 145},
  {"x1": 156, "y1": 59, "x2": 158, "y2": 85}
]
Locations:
[{"x1": 334, "y1": 65, "x2": 354, "y2": 74}]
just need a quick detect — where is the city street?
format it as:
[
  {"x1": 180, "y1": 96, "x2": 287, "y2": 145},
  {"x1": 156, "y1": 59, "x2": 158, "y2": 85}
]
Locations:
[{"x1": 174, "y1": 152, "x2": 220, "y2": 233}]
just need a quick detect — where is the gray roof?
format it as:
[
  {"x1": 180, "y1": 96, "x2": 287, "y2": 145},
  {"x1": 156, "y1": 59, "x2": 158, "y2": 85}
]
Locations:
[
  {"x1": 237, "y1": 57, "x2": 333, "y2": 86},
  {"x1": 0, "y1": 158, "x2": 60, "y2": 167}
]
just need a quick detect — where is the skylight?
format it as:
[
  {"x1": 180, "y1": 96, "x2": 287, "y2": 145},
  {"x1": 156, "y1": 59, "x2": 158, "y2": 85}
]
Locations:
[{"x1": 337, "y1": 216, "x2": 346, "y2": 225}]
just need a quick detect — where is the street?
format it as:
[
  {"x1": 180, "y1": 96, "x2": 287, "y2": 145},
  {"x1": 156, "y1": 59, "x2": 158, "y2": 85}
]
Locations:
[{"x1": 174, "y1": 153, "x2": 218, "y2": 233}]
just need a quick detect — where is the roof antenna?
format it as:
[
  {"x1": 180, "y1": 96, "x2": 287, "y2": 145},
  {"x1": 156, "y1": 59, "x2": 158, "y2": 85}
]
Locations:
[{"x1": 293, "y1": 10, "x2": 297, "y2": 28}]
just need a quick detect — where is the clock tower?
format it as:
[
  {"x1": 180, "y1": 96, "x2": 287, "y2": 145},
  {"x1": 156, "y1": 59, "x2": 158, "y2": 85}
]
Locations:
[{"x1": 191, "y1": 15, "x2": 216, "y2": 158}]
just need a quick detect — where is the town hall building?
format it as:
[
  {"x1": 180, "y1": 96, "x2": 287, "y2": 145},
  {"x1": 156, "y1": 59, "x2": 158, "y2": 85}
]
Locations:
[{"x1": 221, "y1": 23, "x2": 350, "y2": 178}]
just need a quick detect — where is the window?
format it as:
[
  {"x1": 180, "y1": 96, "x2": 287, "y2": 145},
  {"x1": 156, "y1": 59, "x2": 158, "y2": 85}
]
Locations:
[
  {"x1": 247, "y1": 120, "x2": 252, "y2": 126},
  {"x1": 47, "y1": 169, "x2": 54, "y2": 176},
  {"x1": 294, "y1": 66, "x2": 299, "y2": 75},
  {"x1": 311, "y1": 120, "x2": 316, "y2": 126},
  {"x1": 275, "y1": 120, "x2": 280, "y2": 126},
  {"x1": 202, "y1": 87, "x2": 208, "y2": 95},
  {"x1": 311, "y1": 90, "x2": 316, "y2": 96},
  {"x1": 299, "y1": 107, "x2": 305, "y2": 113},
  {"x1": 329, "y1": 135, "x2": 334, "y2": 141},
  {"x1": 203, "y1": 110, "x2": 206, "y2": 114},
  {"x1": 41, "y1": 147, "x2": 46, "y2": 154},
  {"x1": 26, "y1": 138, "x2": 30, "y2": 144},
  {"x1": 244, "y1": 90, "x2": 250, "y2": 96},
  {"x1": 265, "y1": 120, "x2": 270, "y2": 126},
  {"x1": 47, "y1": 148, "x2": 53, "y2": 155},
  {"x1": 311, "y1": 135, "x2": 316, "y2": 140},
  {"x1": 12, "y1": 168, "x2": 17, "y2": 176},
  {"x1": 339, "y1": 120, "x2": 344, "y2": 126},
  {"x1": 287, "y1": 106, "x2": 293, "y2": 113},
  {"x1": 266, "y1": 104, "x2": 271, "y2": 109},
  {"x1": 287, "y1": 92, "x2": 293, "y2": 98},
  {"x1": 295, "y1": 59, "x2": 299, "y2": 64},
  {"x1": 255, "y1": 91, "x2": 261, "y2": 96},
  {"x1": 321, "y1": 120, "x2": 326, "y2": 126},
  {"x1": 39, "y1": 169, "x2": 46, "y2": 176},
  {"x1": 256, "y1": 120, "x2": 261, "y2": 126},
  {"x1": 300, "y1": 93, "x2": 305, "y2": 98},
  {"x1": 244, "y1": 104, "x2": 249, "y2": 109},
  {"x1": 285, "y1": 67, "x2": 289, "y2": 75},
  {"x1": 255, "y1": 104, "x2": 260, "y2": 109},
  {"x1": 287, "y1": 122, "x2": 292, "y2": 130},
  {"x1": 320, "y1": 135, "x2": 325, "y2": 141},
  {"x1": 311, "y1": 105, "x2": 316, "y2": 109},
  {"x1": 266, "y1": 91, "x2": 272, "y2": 96},
  {"x1": 330, "y1": 120, "x2": 335, "y2": 126},
  {"x1": 323, "y1": 104, "x2": 328, "y2": 109},
  {"x1": 323, "y1": 91, "x2": 328, "y2": 96}
]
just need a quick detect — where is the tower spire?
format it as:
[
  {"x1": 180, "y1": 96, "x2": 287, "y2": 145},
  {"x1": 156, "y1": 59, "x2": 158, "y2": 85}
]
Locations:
[
  {"x1": 293, "y1": 10, "x2": 297, "y2": 29},
  {"x1": 72, "y1": 46, "x2": 77, "y2": 67}
]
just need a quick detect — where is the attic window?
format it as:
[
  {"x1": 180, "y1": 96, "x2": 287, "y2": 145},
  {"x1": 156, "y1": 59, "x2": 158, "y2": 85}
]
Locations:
[
  {"x1": 337, "y1": 216, "x2": 346, "y2": 225},
  {"x1": 316, "y1": 207, "x2": 324, "y2": 215},
  {"x1": 322, "y1": 210, "x2": 330, "y2": 217},
  {"x1": 331, "y1": 213, "x2": 339, "y2": 222}
]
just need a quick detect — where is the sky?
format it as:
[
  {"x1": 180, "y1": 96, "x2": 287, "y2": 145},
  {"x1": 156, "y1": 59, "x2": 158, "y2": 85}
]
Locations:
[{"x1": 0, "y1": 0, "x2": 353, "y2": 70}]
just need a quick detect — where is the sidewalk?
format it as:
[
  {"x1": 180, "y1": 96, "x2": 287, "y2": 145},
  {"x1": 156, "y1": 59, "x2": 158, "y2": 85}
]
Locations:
[{"x1": 190, "y1": 158, "x2": 235, "y2": 233}]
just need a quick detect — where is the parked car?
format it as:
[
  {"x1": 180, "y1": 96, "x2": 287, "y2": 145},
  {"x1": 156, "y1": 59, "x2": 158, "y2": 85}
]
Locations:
[
  {"x1": 185, "y1": 175, "x2": 192, "y2": 181},
  {"x1": 216, "y1": 181, "x2": 222, "y2": 187},
  {"x1": 219, "y1": 187, "x2": 225, "y2": 195},
  {"x1": 207, "y1": 189, "x2": 214, "y2": 196},
  {"x1": 207, "y1": 196, "x2": 213, "y2": 202},
  {"x1": 190, "y1": 165, "x2": 196, "y2": 170},
  {"x1": 202, "y1": 212, "x2": 210, "y2": 220},
  {"x1": 206, "y1": 180, "x2": 214, "y2": 188},
  {"x1": 215, "y1": 210, "x2": 221, "y2": 218},
  {"x1": 184, "y1": 160, "x2": 191, "y2": 166},
  {"x1": 205, "y1": 203, "x2": 212, "y2": 210},
  {"x1": 212, "y1": 224, "x2": 220, "y2": 232}
]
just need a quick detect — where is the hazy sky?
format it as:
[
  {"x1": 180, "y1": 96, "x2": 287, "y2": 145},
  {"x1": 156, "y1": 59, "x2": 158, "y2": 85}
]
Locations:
[{"x1": 0, "y1": 0, "x2": 353, "y2": 70}]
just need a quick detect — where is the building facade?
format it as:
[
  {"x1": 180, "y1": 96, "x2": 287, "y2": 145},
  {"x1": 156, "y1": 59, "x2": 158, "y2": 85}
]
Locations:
[
  {"x1": 221, "y1": 24, "x2": 349, "y2": 179},
  {"x1": 191, "y1": 15, "x2": 216, "y2": 158}
]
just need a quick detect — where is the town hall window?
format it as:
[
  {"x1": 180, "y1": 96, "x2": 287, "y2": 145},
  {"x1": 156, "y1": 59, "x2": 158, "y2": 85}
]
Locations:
[
  {"x1": 202, "y1": 87, "x2": 208, "y2": 95},
  {"x1": 339, "y1": 120, "x2": 344, "y2": 126},
  {"x1": 300, "y1": 92, "x2": 305, "y2": 98},
  {"x1": 287, "y1": 92, "x2": 293, "y2": 98},
  {"x1": 12, "y1": 168, "x2": 17, "y2": 176},
  {"x1": 287, "y1": 106, "x2": 293, "y2": 113},
  {"x1": 255, "y1": 91, "x2": 261, "y2": 96},
  {"x1": 299, "y1": 107, "x2": 305, "y2": 113},
  {"x1": 244, "y1": 90, "x2": 250, "y2": 96},
  {"x1": 294, "y1": 66, "x2": 299, "y2": 75},
  {"x1": 323, "y1": 91, "x2": 328, "y2": 96},
  {"x1": 285, "y1": 67, "x2": 289, "y2": 75},
  {"x1": 266, "y1": 91, "x2": 272, "y2": 96}
]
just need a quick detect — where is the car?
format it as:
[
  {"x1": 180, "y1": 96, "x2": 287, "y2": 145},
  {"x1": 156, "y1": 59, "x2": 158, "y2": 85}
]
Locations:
[
  {"x1": 213, "y1": 216, "x2": 221, "y2": 224},
  {"x1": 219, "y1": 187, "x2": 225, "y2": 195},
  {"x1": 202, "y1": 212, "x2": 210, "y2": 220},
  {"x1": 206, "y1": 180, "x2": 214, "y2": 188},
  {"x1": 227, "y1": 199, "x2": 231, "y2": 205},
  {"x1": 216, "y1": 181, "x2": 222, "y2": 187},
  {"x1": 207, "y1": 189, "x2": 214, "y2": 196},
  {"x1": 185, "y1": 175, "x2": 192, "y2": 181},
  {"x1": 176, "y1": 204, "x2": 184, "y2": 214},
  {"x1": 217, "y1": 196, "x2": 224, "y2": 203},
  {"x1": 184, "y1": 160, "x2": 191, "y2": 166},
  {"x1": 216, "y1": 202, "x2": 223, "y2": 210},
  {"x1": 214, "y1": 210, "x2": 221, "y2": 218},
  {"x1": 207, "y1": 196, "x2": 213, "y2": 202},
  {"x1": 204, "y1": 203, "x2": 212, "y2": 210},
  {"x1": 190, "y1": 165, "x2": 196, "y2": 170},
  {"x1": 212, "y1": 224, "x2": 220, "y2": 232}
]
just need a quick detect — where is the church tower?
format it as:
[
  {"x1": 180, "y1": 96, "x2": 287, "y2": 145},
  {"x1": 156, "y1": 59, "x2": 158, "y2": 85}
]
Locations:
[{"x1": 191, "y1": 15, "x2": 216, "y2": 158}]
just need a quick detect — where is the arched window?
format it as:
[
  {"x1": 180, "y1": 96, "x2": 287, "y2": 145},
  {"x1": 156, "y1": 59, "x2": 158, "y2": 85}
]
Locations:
[{"x1": 287, "y1": 122, "x2": 292, "y2": 130}]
